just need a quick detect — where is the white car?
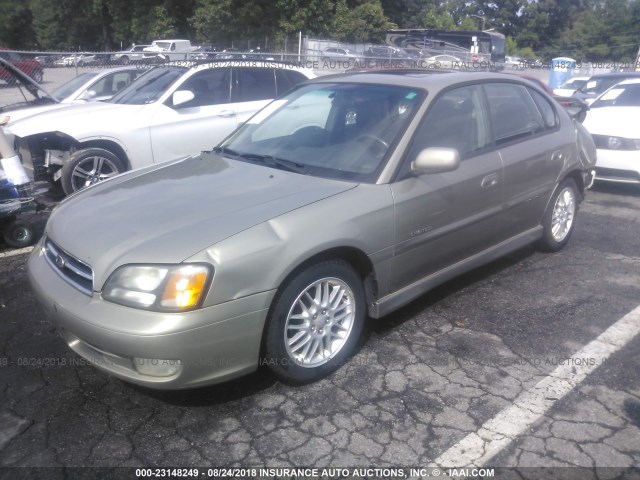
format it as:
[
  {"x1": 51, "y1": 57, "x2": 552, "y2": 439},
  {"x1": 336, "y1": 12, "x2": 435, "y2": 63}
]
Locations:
[
  {"x1": 111, "y1": 45, "x2": 150, "y2": 64},
  {"x1": 582, "y1": 78, "x2": 640, "y2": 185},
  {"x1": 1, "y1": 67, "x2": 146, "y2": 124},
  {"x1": 424, "y1": 55, "x2": 464, "y2": 69},
  {"x1": 6, "y1": 61, "x2": 315, "y2": 194},
  {"x1": 553, "y1": 76, "x2": 589, "y2": 97}
]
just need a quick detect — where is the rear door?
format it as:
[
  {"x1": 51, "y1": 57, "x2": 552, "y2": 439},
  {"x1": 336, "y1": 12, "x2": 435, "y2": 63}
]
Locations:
[
  {"x1": 484, "y1": 82, "x2": 566, "y2": 237},
  {"x1": 389, "y1": 84, "x2": 504, "y2": 291},
  {"x1": 230, "y1": 67, "x2": 278, "y2": 124}
]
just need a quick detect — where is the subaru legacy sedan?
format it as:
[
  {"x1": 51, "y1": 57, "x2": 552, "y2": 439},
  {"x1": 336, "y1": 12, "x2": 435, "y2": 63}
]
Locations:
[{"x1": 28, "y1": 71, "x2": 596, "y2": 389}]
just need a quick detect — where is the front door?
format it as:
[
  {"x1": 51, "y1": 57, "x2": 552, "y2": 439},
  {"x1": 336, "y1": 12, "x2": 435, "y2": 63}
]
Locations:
[{"x1": 389, "y1": 85, "x2": 504, "y2": 291}]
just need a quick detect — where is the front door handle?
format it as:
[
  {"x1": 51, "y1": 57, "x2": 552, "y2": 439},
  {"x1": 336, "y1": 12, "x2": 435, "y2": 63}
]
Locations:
[
  {"x1": 481, "y1": 173, "x2": 499, "y2": 188},
  {"x1": 214, "y1": 110, "x2": 235, "y2": 118}
]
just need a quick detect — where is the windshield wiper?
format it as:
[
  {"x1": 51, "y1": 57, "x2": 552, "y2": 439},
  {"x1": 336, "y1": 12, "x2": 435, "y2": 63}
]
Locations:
[
  {"x1": 213, "y1": 148, "x2": 307, "y2": 174},
  {"x1": 213, "y1": 146, "x2": 242, "y2": 159}
]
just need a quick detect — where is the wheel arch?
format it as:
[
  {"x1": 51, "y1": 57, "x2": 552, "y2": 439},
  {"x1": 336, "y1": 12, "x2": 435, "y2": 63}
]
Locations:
[
  {"x1": 266, "y1": 245, "x2": 379, "y2": 322},
  {"x1": 76, "y1": 139, "x2": 131, "y2": 171},
  {"x1": 259, "y1": 245, "x2": 375, "y2": 377}
]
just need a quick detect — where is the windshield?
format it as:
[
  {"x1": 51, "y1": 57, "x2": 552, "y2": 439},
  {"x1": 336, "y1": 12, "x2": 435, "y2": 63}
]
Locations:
[
  {"x1": 51, "y1": 72, "x2": 100, "y2": 100},
  {"x1": 579, "y1": 77, "x2": 631, "y2": 96},
  {"x1": 218, "y1": 82, "x2": 424, "y2": 183},
  {"x1": 560, "y1": 78, "x2": 586, "y2": 90},
  {"x1": 109, "y1": 66, "x2": 186, "y2": 105},
  {"x1": 591, "y1": 83, "x2": 640, "y2": 108}
]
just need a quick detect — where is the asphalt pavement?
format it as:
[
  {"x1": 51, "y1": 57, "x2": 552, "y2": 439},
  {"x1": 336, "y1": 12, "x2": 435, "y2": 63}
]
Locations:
[
  {"x1": 0, "y1": 181, "x2": 639, "y2": 479},
  {"x1": 1, "y1": 62, "x2": 639, "y2": 479}
]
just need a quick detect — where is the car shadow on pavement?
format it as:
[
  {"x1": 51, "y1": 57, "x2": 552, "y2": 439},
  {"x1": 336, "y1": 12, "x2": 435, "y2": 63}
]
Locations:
[
  {"x1": 590, "y1": 182, "x2": 640, "y2": 198},
  {"x1": 130, "y1": 369, "x2": 279, "y2": 406}
]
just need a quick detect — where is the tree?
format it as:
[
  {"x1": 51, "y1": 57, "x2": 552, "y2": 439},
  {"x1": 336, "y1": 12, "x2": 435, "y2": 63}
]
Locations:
[
  {"x1": 331, "y1": 0, "x2": 395, "y2": 43},
  {"x1": 0, "y1": 0, "x2": 37, "y2": 48}
]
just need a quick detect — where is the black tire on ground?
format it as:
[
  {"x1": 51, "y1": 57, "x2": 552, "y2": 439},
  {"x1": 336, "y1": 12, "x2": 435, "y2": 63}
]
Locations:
[
  {"x1": 537, "y1": 178, "x2": 579, "y2": 252},
  {"x1": 121, "y1": 56, "x2": 130, "y2": 65},
  {"x1": 61, "y1": 148, "x2": 126, "y2": 195},
  {"x1": 263, "y1": 260, "x2": 366, "y2": 384},
  {"x1": 3, "y1": 220, "x2": 35, "y2": 248}
]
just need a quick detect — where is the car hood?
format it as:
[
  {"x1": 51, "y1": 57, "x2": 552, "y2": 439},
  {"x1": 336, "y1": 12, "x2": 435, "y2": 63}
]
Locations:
[
  {"x1": 583, "y1": 107, "x2": 640, "y2": 138},
  {"x1": 0, "y1": 58, "x2": 59, "y2": 114},
  {"x1": 6, "y1": 101, "x2": 143, "y2": 138},
  {"x1": 3, "y1": 103, "x2": 72, "y2": 124},
  {"x1": 46, "y1": 152, "x2": 356, "y2": 289}
]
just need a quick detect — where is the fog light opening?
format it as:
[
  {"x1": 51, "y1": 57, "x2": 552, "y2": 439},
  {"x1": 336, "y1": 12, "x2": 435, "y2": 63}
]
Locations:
[{"x1": 133, "y1": 357, "x2": 182, "y2": 377}]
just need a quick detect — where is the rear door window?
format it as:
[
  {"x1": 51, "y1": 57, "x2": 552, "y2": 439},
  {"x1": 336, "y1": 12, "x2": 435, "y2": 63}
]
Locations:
[
  {"x1": 484, "y1": 83, "x2": 546, "y2": 145},
  {"x1": 275, "y1": 70, "x2": 309, "y2": 96},
  {"x1": 234, "y1": 68, "x2": 277, "y2": 102}
]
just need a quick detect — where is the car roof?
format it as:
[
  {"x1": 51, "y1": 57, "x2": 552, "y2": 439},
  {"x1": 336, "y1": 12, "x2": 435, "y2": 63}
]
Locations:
[
  {"x1": 616, "y1": 78, "x2": 640, "y2": 85},
  {"x1": 588, "y1": 72, "x2": 640, "y2": 79},
  {"x1": 311, "y1": 70, "x2": 534, "y2": 90},
  {"x1": 170, "y1": 59, "x2": 315, "y2": 73}
]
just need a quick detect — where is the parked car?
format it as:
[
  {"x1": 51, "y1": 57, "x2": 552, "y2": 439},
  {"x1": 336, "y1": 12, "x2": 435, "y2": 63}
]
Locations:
[
  {"x1": 6, "y1": 60, "x2": 315, "y2": 194},
  {"x1": 363, "y1": 46, "x2": 412, "y2": 60},
  {"x1": 191, "y1": 45, "x2": 219, "y2": 60},
  {"x1": 582, "y1": 78, "x2": 640, "y2": 184},
  {"x1": 27, "y1": 71, "x2": 596, "y2": 389},
  {"x1": 56, "y1": 54, "x2": 110, "y2": 68},
  {"x1": 48, "y1": 67, "x2": 145, "y2": 102},
  {"x1": 111, "y1": 45, "x2": 149, "y2": 65},
  {"x1": 553, "y1": 76, "x2": 589, "y2": 96},
  {"x1": 0, "y1": 56, "x2": 57, "y2": 113},
  {"x1": 572, "y1": 72, "x2": 640, "y2": 105},
  {"x1": 0, "y1": 64, "x2": 145, "y2": 123},
  {"x1": 424, "y1": 54, "x2": 464, "y2": 69},
  {"x1": 0, "y1": 49, "x2": 44, "y2": 83},
  {"x1": 320, "y1": 47, "x2": 360, "y2": 65},
  {"x1": 143, "y1": 39, "x2": 194, "y2": 62},
  {"x1": 505, "y1": 56, "x2": 524, "y2": 69}
]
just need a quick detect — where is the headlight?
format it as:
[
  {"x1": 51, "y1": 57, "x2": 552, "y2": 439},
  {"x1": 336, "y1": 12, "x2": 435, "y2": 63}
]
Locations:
[
  {"x1": 102, "y1": 264, "x2": 212, "y2": 311},
  {"x1": 607, "y1": 136, "x2": 624, "y2": 150},
  {"x1": 602, "y1": 136, "x2": 640, "y2": 150}
]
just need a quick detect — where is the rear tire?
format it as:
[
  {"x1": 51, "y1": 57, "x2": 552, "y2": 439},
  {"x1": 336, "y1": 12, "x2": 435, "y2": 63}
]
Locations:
[
  {"x1": 31, "y1": 70, "x2": 43, "y2": 83},
  {"x1": 61, "y1": 148, "x2": 126, "y2": 195},
  {"x1": 263, "y1": 260, "x2": 366, "y2": 384},
  {"x1": 537, "y1": 178, "x2": 579, "y2": 252}
]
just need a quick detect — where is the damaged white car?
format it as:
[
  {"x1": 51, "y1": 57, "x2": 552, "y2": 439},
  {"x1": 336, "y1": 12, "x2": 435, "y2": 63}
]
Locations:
[{"x1": 4, "y1": 60, "x2": 314, "y2": 194}]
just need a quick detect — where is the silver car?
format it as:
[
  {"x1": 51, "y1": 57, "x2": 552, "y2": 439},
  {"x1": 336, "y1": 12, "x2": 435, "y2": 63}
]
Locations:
[{"x1": 28, "y1": 72, "x2": 596, "y2": 389}]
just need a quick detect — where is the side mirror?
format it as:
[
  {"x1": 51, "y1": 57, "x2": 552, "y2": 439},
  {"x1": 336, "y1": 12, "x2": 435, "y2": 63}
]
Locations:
[
  {"x1": 411, "y1": 147, "x2": 460, "y2": 175},
  {"x1": 172, "y1": 90, "x2": 195, "y2": 107},
  {"x1": 81, "y1": 89, "x2": 97, "y2": 100}
]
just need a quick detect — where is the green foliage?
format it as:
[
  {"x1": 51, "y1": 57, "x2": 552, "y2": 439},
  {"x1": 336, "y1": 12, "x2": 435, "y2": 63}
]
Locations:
[
  {"x1": 0, "y1": 0, "x2": 36, "y2": 48},
  {"x1": 331, "y1": 0, "x2": 395, "y2": 43},
  {"x1": 0, "y1": 0, "x2": 637, "y2": 63}
]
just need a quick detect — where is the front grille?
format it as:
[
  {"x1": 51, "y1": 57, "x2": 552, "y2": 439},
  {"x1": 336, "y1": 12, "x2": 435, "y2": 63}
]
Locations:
[{"x1": 43, "y1": 238, "x2": 94, "y2": 295}]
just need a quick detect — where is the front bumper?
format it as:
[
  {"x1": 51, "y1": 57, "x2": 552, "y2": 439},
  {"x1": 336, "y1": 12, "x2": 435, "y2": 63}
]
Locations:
[
  {"x1": 28, "y1": 241, "x2": 276, "y2": 389},
  {"x1": 595, "y1": 149, "x2": 640, "y2": 184}
]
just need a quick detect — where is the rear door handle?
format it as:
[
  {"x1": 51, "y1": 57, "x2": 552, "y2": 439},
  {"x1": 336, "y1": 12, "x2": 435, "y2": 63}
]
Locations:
[{"x1": 481, "y1": 173, "x2": 499, "y2": 188}]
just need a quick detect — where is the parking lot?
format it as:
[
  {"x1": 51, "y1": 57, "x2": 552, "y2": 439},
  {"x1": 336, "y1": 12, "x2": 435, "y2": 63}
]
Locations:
[
  {"x1": 1, "y1": 63, "x2": 640, "y2": 478},
  {"x1": 0, "y1": 180, "x2": 639, "y2": 477}
]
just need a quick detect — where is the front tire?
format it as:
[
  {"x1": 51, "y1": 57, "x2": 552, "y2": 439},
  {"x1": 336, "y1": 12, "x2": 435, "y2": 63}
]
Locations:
[
  {"x1": 263, "y1": 260, "x2": 366, "y2": 384},
  {"x1": 537, "y1": 178, "x2": 579, "y2": 252},
  {"x1": 3, "y1": 220, "x2": 35, "y2": 248},
  {"x1": 61, "y1": 148, "x2": 126, "y2": 195}
]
